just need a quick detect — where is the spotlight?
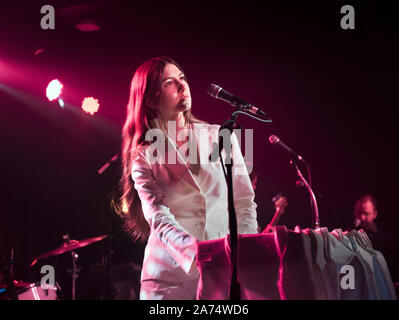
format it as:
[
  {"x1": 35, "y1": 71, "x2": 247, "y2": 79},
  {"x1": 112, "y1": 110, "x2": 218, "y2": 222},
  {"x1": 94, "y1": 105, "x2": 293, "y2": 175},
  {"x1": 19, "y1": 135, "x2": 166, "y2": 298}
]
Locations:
[
  {"x1": 46, "y1": 79, "x2": 63, "y2": 101},
  {"x1": 58, "y1": 98, "x2": 64, "y2": 108},
  {"x1": 81, "y1": 97, "x2": 99, "y2": 115}
]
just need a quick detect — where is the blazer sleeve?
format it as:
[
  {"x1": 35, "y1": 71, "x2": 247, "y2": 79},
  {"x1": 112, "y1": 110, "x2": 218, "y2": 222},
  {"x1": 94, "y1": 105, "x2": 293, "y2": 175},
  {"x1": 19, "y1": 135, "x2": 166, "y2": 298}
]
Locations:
[
  {"x1": 131, "y1": 148, "x2": 197, "y2": 274},
  {"x1": 230, "y1": 132, "x2": 259, "y2": 234}
]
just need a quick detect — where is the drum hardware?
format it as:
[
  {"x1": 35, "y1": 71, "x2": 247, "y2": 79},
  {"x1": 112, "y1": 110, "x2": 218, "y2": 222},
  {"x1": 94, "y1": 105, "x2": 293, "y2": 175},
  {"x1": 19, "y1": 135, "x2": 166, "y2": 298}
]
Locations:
[
  {"x1": 17, "y1": 282, "x2": 59, "y2": 300},
  {"x1": 30, "y1": 234, "x2": 108, "y2": 266},
  {"x1": 0, "y1": 251, "x2": 57, "y2": 300},
  {"x1": 30, "y1": 234, "x2": 108, "y2": 300},
  {"x1": 62, "y1": 234, "x2": 79, "y2": 300},
  {"x1": 0, "y1": 251, "x2": 18, "y2": 300}
]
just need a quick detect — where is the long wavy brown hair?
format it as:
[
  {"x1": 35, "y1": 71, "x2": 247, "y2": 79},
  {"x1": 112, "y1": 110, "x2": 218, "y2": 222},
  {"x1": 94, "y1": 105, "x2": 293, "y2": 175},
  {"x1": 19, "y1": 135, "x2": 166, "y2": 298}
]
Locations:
[{"x1": 119, "y1": 56, "x2": 205, "y2": 241}]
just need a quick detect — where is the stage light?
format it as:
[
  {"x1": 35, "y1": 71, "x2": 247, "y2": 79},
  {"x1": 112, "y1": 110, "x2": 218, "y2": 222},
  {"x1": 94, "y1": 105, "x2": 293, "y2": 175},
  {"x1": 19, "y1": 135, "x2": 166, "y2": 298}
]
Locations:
[
  {"x1": 58, "y1": 98, "x2": 64, "y2": 108},
  {"x1": 46, "y1": 79, "x2": 63, "y2": 101},
  {"x1": 81, "y1": 97, "x2": 99, "y2": 115}
]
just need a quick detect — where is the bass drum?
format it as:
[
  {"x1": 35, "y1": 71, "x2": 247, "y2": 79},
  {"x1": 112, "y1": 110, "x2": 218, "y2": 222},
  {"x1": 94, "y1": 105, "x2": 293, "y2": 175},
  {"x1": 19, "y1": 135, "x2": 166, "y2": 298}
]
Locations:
[{"x1": 18, "y1": 283, "x2": 58, "y2": 300}]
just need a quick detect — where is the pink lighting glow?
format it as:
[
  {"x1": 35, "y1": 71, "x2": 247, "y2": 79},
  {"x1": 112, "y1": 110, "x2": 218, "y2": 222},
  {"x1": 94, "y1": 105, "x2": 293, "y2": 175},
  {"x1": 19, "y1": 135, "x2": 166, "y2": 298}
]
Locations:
[
  {"x1": 75, "y1": 22, "x2": 100, "y2": 32},
  {"x1": 81, "y1": 97, "x2": 100, "y2": 115},
  {"x1": 46, "y1": 79, "x2": 63, "y2": 101}
]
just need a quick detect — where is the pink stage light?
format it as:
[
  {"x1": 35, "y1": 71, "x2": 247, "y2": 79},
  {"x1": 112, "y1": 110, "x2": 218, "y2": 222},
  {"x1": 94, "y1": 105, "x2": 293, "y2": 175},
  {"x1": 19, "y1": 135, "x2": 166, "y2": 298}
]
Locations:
[
  {"x1": 81, "y1": 97, "x2": 100, "y2": 115},
  {"x1": 46, "y1": 79, "x2": 63, "y2": 101}
]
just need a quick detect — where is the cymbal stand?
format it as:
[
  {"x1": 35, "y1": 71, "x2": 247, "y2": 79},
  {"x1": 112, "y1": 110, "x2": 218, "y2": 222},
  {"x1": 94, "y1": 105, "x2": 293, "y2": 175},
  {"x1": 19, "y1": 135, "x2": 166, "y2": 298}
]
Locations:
[
  {"x1": 63, "y1": 235, "x2": 80, "y2": 300},
  {"x1": 71, "y1": 250, "x2": 78, "y2": 300}
]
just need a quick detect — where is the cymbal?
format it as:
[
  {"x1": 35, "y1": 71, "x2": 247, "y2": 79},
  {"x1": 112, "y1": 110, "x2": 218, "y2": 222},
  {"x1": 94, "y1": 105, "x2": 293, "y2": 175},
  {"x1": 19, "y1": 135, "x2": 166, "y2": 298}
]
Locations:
[{"x1": 31, "y1": 235, "x2": 108, "y2": 266}]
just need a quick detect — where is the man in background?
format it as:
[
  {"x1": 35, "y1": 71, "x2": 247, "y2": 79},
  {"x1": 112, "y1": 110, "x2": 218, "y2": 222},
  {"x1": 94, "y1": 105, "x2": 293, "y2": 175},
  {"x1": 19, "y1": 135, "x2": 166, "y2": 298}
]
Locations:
[
  {"x1": 350, "y1": 194, "x2": 397, "y2": 284},
  {"x1": 352, "y1": 194, "x2": 379, "y2": 242}
]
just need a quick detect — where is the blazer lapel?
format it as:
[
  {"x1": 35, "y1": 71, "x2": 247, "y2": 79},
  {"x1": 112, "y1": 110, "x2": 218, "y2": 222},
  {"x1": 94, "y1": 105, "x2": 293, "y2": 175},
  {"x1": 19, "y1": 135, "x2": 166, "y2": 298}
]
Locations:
[{"x1": 164, "y1": 128, "x2": 201, "y2": 192}]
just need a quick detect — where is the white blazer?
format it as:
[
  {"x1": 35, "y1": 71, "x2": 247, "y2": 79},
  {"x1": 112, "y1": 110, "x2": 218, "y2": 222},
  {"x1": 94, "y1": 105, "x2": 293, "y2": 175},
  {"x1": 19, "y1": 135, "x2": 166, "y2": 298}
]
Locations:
[{"x1": 131, "y1": 122, "x2": 258, "y2": 283}]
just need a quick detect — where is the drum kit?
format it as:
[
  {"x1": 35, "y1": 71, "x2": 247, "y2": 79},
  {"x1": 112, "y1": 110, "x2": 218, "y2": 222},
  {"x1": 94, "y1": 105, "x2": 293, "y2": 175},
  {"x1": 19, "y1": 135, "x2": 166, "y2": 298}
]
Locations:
[{"x1": 0, "y1": 234, "x2": 108, "y2": 300}]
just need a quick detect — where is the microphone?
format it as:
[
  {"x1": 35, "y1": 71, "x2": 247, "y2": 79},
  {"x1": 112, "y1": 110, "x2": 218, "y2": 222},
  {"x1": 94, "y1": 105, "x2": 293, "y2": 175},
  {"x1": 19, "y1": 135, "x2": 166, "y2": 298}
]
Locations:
[
  {"x1": 207, "y1": 84, "x2": 267, "y2": 117},
  {"x1": 354, "y1": 218, "x2": 362, "y2": 228},
  {"x1": 268, "y1": 134, "x2": 304, "y2": 162}
]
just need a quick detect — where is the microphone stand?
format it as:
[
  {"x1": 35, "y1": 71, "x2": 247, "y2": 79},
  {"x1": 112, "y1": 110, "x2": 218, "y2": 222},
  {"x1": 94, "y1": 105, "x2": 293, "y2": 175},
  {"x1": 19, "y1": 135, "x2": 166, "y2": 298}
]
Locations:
[
  {"x1": 98, "y1": 153, "x2": 119, "y2": 175},
  {"x1": 289, "y1": 157, "x2": 320, "y2": 229},
  {"x1": 97, "y1": 153, "x2": 119, "y2": 300},
  {"x1": 209, "y1": 105, "x2": 246, "y2": 300}
]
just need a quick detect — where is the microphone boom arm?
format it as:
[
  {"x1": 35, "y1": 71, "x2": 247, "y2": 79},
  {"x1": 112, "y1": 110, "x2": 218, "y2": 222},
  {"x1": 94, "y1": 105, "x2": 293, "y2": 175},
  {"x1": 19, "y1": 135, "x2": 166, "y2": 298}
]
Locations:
[{"x1": 290, "y1": 157, "x2": 320, "y2": 229}]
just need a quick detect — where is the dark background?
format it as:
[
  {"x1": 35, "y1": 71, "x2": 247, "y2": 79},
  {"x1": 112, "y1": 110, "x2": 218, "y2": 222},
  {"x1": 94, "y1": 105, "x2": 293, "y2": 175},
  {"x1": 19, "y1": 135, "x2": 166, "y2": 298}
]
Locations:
[{"x1": 0, "y1": 0, "x2": 398, "y2": 299}]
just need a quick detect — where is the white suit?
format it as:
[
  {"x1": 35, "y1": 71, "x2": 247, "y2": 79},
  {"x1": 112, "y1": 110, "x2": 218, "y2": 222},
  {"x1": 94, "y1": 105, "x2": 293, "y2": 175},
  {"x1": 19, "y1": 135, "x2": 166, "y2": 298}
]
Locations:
[{"x1": 131, "y1": 122, "x2": 258, "y2": 299}]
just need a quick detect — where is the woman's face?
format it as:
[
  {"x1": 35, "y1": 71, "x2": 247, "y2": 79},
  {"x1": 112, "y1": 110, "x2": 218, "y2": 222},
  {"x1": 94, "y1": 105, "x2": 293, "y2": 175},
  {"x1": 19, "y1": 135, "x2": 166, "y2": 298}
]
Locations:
[{"x1": 158, "y1": 63, "x2": 191, "y2": 121}]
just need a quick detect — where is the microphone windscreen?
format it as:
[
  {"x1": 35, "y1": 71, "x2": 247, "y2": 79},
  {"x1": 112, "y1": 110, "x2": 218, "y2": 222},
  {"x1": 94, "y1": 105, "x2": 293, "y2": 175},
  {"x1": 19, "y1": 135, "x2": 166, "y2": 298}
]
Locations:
[
  {"x1": 207, "y1": 84, "x2": 221, "y2": 98},
  {"x1": 268, "y1": 134, "x2": 280, "y2": 145}
]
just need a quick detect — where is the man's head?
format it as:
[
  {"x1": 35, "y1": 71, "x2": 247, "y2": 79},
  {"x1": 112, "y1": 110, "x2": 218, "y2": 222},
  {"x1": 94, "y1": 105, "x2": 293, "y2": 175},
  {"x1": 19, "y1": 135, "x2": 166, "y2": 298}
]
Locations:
[{"x1": 353, "y1": 194, "x2": 378, "y2": 226}]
